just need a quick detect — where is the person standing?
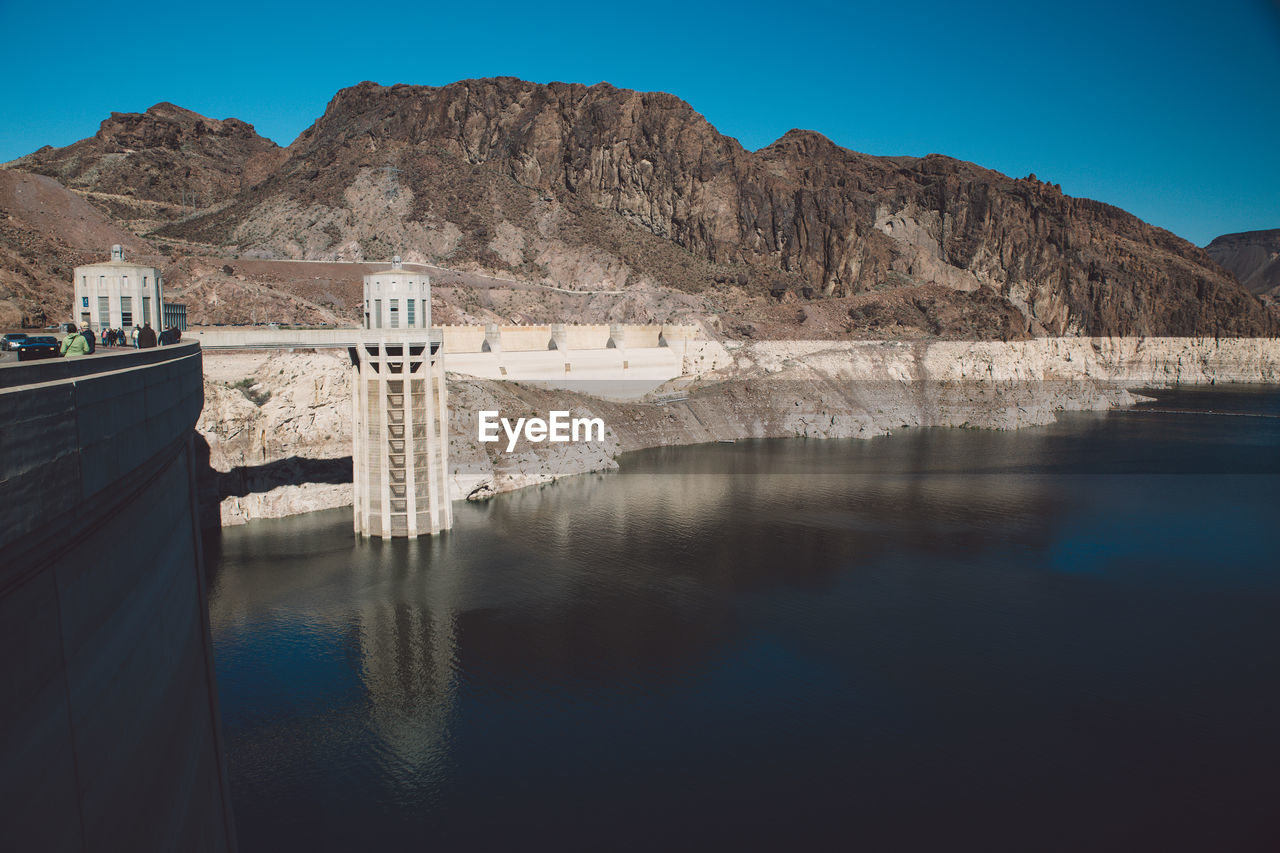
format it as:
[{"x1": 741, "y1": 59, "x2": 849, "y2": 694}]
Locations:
[
  {"x1": 131, "y1": 325, "x2": 141, "y2": 348},
  {"x1": 139, "y1": 323, "x2": 158, "y2": 348},
  {"x1": 60, "y1": 327, "x2": 89, "y2": 359},
  {"x1": 79, "y1": 322, "x2": 95, "y2": 354}
]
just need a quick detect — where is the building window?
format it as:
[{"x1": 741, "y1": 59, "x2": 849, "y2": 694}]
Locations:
[
  {"x1": 406, "y1": 298, "x2": 415, "y2": 326},
  {"x1": 121, "y1": 296, "x2": 132, "y2": 328},
  {"x1": 99, "y1": 296, "x2": 110, "y2": 326},
  {"x1": 374, "y1": 299, "x2": 382, "y2": 329},
  {"x1": 143, "y1": 296, "x2": 151, "y2": 326},
  {"x1": 390, "y1": 299, "x2": 399, "y2": 329}
]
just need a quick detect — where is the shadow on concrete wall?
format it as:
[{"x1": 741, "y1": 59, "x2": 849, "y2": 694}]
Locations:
[
  {"x1": 192, "y1": 430, "x2": 352, "y2": 589},
  {"x1": 191, "y1": 432, "x2": 351, "y2": 512},
  {"x1": 192, "y1": 433, "x2": 224, "y2": 592},
  {"x1": 213, "y1": 456, "x2": 353, "y2": 498}
]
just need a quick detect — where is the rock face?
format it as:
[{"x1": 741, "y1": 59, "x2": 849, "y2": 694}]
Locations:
[
  {"x1": 7, "y1": 102, "x2": 284, "y2": 231},
  {"x1": 149, "y1": 78, "x2": 1272, "y2": 339},
  {"x1": 198, "y1": 351, "x2": 353, "y2": 526},
  {"x1": 0, "y1": 170, "x2": 156, "y2": 327},
  {"x1": 197, "y1": 337, "x2": 1280, "y2": 525},
  {"x1": 1207, "y1": 229, "x2": 1280, "y2": 300},
  {"x1": 7, "y1": 79, "x2": 1274, "y2": 339}
]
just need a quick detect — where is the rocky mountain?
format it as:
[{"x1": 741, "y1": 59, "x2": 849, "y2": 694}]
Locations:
[
  {"x1": 0, "y1": 170, "x2": 156, "y2": 327},
  {"x1": 1206, "y1": 229, "x2": 1280, "y2": 301},
  {"x1": 5, "y1": 79, "x2": 1275, "y2": 338},
  {"x1": 6, "y1": 102, "x2": 284, "y2": 234},
  {"x1": 150, "y1": 78, "x2": 1272, "y2": 339}
]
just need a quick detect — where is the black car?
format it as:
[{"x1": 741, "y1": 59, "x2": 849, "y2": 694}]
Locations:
[
  {"x1": 15, "y1": 335, "x2": 59, "y2": 361},
  {"x1": 1, "y1": 333, "x2": 29, "y2": 351}
]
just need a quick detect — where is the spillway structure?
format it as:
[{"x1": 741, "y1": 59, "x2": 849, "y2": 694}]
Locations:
[{"x1": 349, "y1": 257, "x2": 452, "y2": 538}]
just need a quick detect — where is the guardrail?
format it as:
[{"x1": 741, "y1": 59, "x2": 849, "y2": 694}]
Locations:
[{"x1": 0, "y1": 341, "x2": 202, "y2": 389}]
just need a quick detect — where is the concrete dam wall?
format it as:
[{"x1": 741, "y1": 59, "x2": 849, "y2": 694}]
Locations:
[
  {"x1": 185, "y1": 323, "x2": 702, "y2": 398},
  {"x1": 0, "y1": 343, "x2": 237, "y2": 851},
  {"x1": 186, "y1": 322, "x2": 700, "y2": 354}
]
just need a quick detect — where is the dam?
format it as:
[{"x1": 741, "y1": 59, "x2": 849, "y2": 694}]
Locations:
[
  {"x1": 186, "y1": 320, "x2": 700, "y2": 394},
  {"x1": 182, "y1": 257, "x2": 702, "y2": 538},
  {"x1": 0, "y1": 343, "x2": 237, "y2": 850}
]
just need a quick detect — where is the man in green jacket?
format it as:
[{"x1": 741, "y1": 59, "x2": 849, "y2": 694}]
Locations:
[{"x1": 60, "y1": 327, "x2": 90, "y2": 359}]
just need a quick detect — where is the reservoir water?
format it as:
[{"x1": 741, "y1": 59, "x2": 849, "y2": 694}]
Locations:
[{"x1": 208, "y1": 387, "x2": 1280, "y2": 851}]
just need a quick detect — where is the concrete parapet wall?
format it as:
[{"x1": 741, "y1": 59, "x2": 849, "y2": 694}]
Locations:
[
  {"x1": 0, "y1": 343, "x2": 236, "y2": 851},
  {"x1": 186, "y1": 328, "x2": 442, "y2": 349},
  {"x1": 436, "y1": 323, "x2": 702, "y2": 354},
  {"x1": 439, "y1": 325, "x2": 488, "y2": 353},
  {"x1": 444, "y1": 347, "x2": 682, "y2": 399},
  {"x1": 187, "y1": 324, "x2": 701, "y2": 356},
  {"x1": 496, "y1": 324, "x2": 554, "y2": 352},
  {"x1": 611, "y1": 324, "x2": 662, "y2": 349},
  {"x1": 658, "y1": 324, "x2": 700, "y2": 342},
  {"x1": 564, "y1": 325, "x2": 612, "y2": 350},
  {"x1": 188, "y1": 328, "x2": 365, "y2": 348}
]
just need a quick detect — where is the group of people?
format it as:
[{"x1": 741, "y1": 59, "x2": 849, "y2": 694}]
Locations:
[
  {"x1": 59, "y1": 321, "x2": 183, "y2": 359},
  {"x1": 99, "y1": 327, "x2": 128, "y2": 347}
]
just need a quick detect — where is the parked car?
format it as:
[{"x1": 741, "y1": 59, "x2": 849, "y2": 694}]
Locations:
[
  {"x1": 15, "y1": 335, "x2": 59, "y2": 361},
  {"x1": 1, "y1": 333, "x2": 29, "y2": 351}
]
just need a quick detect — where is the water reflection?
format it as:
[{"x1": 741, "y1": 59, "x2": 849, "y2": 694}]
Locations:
[
  {"x1": 356, "y1": 540, "x2": 461, "y2": 781},
  {"x1": 209, "y1": 388, "x2": 1280, "y2": 851}
]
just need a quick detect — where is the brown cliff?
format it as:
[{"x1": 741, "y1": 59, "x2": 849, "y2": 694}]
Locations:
[
  {"x1": 0, "y1": 170, "x2": 156, "y2": 327},
  {"x1": 1206, "y1": 229, "x2": 1280, "y2": 300},
  {"x1": 154, "y1": 78, "x2": 1272, "y2": 339},
  {"x1": 7, "y1": 102, "x2": 284, "y2": 231},
  {"x1": 6, "y1": 79, "x2": 1274, "y2": 339}
]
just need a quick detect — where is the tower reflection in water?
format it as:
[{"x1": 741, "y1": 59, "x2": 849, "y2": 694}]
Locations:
[
  {"x1": 212, "y1": 430, "x2": 1068, "y2": 762},
  {"x1": 355, "y1": 537, "x2": 461, "y2": 786},
  {"x1": 202, "y1": 409, "x2": 1280, "y2": 845}
]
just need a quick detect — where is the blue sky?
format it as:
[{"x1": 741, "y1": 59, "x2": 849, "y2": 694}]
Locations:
[{"x1": 1, "y1": 0, "x2": 1277, "y2": 246}]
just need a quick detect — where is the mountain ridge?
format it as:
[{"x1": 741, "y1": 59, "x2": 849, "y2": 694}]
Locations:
[
  {"x1": 3, "y1": 77, "x2": 1275, "y2": 338},
  {"x1": 1206, "y1": 229, "x2": 1280, "y2": 302}
]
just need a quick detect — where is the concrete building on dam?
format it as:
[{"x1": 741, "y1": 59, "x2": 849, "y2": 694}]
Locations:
[
  {"x1": 350, "y1": 258, "x2": 452, "y2": 538},
  {"x1": 73, "y1": 244, "x2": 187, "y2": 332}
]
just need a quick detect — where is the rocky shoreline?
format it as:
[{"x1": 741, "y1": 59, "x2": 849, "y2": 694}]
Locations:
[{"x1": 197, "y1": 337, "x2": 1280, "y2": 527}]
